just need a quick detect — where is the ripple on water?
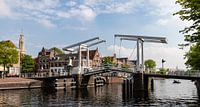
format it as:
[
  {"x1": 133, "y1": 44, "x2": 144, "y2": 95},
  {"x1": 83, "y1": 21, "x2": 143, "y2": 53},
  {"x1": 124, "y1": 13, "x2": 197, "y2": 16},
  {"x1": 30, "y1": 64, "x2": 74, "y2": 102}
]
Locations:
[{"x1": 0, "y1": 79, "x2": 200, "y2": 106}]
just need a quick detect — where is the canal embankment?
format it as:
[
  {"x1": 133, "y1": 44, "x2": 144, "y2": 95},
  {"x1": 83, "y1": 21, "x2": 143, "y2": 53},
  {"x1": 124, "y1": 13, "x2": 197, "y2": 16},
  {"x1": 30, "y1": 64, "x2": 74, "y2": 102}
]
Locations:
[
  {"x1": 0, "y1": 77, "x2": 42, "y2": 90},
  {"x1": 0, "y1": 76, "x2": 124, "y2": 90}
]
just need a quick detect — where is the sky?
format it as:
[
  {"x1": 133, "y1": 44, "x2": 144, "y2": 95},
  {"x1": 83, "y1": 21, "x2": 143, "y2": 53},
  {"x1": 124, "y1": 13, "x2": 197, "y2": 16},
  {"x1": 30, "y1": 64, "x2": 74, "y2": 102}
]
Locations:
[{"x1": 0, "y1": 0, "x2": 191, "y2": 69}]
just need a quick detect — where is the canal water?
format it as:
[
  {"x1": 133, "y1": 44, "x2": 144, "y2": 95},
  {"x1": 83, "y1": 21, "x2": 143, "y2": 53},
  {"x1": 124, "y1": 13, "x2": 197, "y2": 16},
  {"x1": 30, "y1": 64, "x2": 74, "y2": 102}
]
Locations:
[{"x1": 0, "y1": 79, "x2": 199, "y2": 106}]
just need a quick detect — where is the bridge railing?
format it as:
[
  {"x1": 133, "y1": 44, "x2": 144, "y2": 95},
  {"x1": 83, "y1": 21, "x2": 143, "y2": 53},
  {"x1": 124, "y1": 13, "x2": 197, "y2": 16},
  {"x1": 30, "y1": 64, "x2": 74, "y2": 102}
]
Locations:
[
  {"x1": 144, "y1": 70, "x2": 200, "y2": 77},
  {"x1": 21, "y1": 71, "x2": 71, "y2": 78},
  {"x1": 83, "y1": 66, "x2": 134, "y2": 74}
]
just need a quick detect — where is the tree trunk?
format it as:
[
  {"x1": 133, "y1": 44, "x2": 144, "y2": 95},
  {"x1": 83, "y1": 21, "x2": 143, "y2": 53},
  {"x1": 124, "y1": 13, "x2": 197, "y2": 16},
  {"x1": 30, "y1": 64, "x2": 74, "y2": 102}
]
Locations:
[
  {"x1": 3, "y1": 64, "x2": 6, "y2": 72},
  {"x1": 2, "y1": 64, "x2": 6, "y2": 79}
]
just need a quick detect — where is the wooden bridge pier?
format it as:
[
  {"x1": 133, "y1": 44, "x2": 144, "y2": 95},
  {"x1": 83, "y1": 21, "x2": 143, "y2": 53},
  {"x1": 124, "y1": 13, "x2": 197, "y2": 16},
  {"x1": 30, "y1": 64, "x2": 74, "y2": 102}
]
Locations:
[
  {"x1": 122, "y1": 74, "x2": 153, "y2": 101},
  {"x1": 195, "y1": 80, "x2": 200, "y2": 97},
  {"x1": 123, "y1": 73, "x2": 154, "y2": 93},
  {"x1": 132, "y1": 73, "x2": 144, "y2": 91},
  {"x1": 71, "y1": 74, "x2": 81, "y2": 89},
  {"x1": 71, "y1": 74, "x2": 92, "y2": 88},
  {"x1": 143, "y1": 75, "x2": 154, "y2": 91},
  {"x1": 41, "y1": 78, "x2": 56, "y2": 90}
]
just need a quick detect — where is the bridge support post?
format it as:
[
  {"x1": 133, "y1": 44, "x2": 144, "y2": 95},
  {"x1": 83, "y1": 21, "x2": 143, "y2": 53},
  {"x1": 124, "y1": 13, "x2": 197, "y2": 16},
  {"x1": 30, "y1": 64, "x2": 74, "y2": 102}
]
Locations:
[
  {"x1": 133, "y1": 73, "x2": 144, "y2": 91},
  {"x1": 72, "y1": 74, "x2": 82, "y2": 89},
  {"x1": 195, "y1": 80, "x2": 200, "y2": 97},
  {"x1": 144, "y1": 76, "x2": 154, "y2": 91},
  {"x1": 41, "y1": 79, "x2": 56, "y2": 90}
]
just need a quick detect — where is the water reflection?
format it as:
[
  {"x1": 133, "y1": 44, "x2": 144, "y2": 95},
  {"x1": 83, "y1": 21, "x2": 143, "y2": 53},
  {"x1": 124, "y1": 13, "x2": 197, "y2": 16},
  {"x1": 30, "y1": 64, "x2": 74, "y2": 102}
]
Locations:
[{"x1": 0, "y1": 79, "x2": 200, "y2": 106}]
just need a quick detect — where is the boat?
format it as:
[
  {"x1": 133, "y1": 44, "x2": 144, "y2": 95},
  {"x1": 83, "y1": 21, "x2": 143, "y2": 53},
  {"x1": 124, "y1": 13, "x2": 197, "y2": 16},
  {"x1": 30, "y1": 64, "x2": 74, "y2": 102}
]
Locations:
[{"x1": 173, "y1": 80, "x2": 181, "y2": 84}]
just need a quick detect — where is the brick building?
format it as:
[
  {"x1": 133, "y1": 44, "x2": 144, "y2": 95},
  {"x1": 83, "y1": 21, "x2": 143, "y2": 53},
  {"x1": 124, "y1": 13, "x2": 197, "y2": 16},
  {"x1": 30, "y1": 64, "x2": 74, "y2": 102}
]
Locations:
[{"x1": 36, "y1": 48, "x2": 102, "y2": 74}]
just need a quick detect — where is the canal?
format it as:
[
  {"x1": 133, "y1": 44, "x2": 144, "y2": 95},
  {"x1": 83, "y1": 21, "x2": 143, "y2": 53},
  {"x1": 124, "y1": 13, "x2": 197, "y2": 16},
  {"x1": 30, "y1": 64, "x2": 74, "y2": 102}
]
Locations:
[{"x1": 0, "y1": 79, "x2": 199, "y2": 106}]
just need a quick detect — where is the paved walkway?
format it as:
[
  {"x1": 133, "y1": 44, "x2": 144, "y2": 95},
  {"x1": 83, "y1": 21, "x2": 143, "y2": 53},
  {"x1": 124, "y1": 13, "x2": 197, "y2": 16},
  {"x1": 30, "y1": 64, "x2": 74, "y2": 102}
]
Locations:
[
  {"x1": 0, "y1": 77, "x2": 41, "y2": 90},
  {"x1": 0, "y1": 77, "x2": 38, "y2": 84}
]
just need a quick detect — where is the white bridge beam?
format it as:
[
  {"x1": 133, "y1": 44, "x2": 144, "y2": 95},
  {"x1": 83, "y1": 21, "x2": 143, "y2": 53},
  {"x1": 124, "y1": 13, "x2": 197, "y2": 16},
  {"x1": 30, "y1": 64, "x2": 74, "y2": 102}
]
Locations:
[{"x1": 115, "y1": 34, "x2": 167, "y2": 73}]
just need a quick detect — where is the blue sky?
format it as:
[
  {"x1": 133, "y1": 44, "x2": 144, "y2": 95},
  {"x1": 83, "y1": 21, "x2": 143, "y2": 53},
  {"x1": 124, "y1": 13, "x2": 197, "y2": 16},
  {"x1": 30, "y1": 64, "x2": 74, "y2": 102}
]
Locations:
[{"x1": 0, "y1": 0, "x2": 191, "y2": 69}]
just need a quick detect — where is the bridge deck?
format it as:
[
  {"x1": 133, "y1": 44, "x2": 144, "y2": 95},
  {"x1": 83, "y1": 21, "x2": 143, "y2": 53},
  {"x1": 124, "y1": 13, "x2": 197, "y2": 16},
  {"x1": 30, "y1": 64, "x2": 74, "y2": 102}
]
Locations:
[
  {"x1": 22, "y1": 67, "x2": 200, "y2": 81},
  {"x1": 83, "y1": 68, "x2": 133, "y2": 76}
]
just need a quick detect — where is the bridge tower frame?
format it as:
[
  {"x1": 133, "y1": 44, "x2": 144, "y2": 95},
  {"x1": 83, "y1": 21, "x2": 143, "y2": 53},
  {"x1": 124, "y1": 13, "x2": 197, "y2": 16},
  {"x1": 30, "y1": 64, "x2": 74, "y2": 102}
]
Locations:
[
  {"x1": 63, "y1": 37, "x2": 106, "y2": 88},
  {"x1": 115, "y1": 34, "x2": 167, "y2": 91}
]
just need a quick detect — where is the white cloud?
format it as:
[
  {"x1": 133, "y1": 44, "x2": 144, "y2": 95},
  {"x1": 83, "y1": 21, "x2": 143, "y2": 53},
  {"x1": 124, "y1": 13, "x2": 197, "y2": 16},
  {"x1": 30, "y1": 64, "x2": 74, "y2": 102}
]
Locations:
[
  {"x1": 64, "y1": 25, "x2": 87, "y2": 31},
  {"x1": 37, "y1": 19, "x2": 56, "y2": 28},
  {"x1": 66, "y1": 1, "x2": 77, "y2": 7},
  {"x1": 57, "y1": 11, "x2": 70, "y2": 18},
  {"x1": 155, "y1": 15, "x2": 192, "y2": 28},
  {"x1": 79, "y1": 5, "x2": 96, "y2": 21},
  {"x1": 146, "y1": 0, "x2": 192, "y2": 28},
  {"x1": 0, "y1": 0, "x2": 143, "y2": 19},
  {"x1": 107, "y1": 45, "x2": 186, "y2": 69},
  {"x1": 0, "y1": 0, "x2": 12, "y2": 17},
  {"x1": 156, "y1": 19, "x2": 169, "y2": 26},
  {"x1": 144, "y1": 45, "x2": 186, "y2": 69},
  {"x1": 103, "y1": 0, "x2": 143, "y2": 14},
  {"x1": 69, "y1": 5, "x2": 96, "y2": 21},
  {"x1": 147, "y1": 0, "x2": 180, "y2": 17},
  {"x1": 0, "y1": 0, "x2": 192, "y2": 30}
]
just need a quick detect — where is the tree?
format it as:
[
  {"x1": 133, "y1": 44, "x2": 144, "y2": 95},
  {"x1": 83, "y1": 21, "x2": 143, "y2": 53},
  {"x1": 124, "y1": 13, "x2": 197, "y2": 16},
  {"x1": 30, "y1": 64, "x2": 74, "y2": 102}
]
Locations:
[
  {"x1": 50, "y1": 47, "x2": 64, "y2": 54},
  {"x1": 0, "y1": 40, "x2": 18, "y2": 72},
  {"x1": 174, "y1": 0, "x2": 200, "y2": 69},
  {"x1": 103, "y1": 57, "x2": 114, "y2": 65},
  {"x1": 158, "y1": 68, "x2": 167, "y2": 75},
  {"x1": 174, "y1": 0, "x2": 200, "y2": 44},
  {"x1": 21, "y1": 55, "x2": 35, "y2": 72},
  {"x1": 185, "y1": 43, "x2": 200, "y2": 70},
  {"x1": 144, "y1": 59, "x2": 156, "y2": 72}
]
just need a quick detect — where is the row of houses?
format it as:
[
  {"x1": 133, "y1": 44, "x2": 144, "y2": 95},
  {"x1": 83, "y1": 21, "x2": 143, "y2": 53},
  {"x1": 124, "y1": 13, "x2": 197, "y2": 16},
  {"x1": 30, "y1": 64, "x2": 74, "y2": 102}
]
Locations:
[
  {"x1": 0, "y1": 33, "x2": 135, "y2": 76},
  {"x1": 35, "y1": 47, "x2": 101, "y2": 73},
  {"x1": 35, "y1": 47, "x2": 136, "y2": 74}
]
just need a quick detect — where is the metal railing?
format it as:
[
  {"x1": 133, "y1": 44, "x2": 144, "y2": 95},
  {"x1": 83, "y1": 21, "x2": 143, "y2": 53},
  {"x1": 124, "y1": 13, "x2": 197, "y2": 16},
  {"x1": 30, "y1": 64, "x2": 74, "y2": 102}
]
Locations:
[
  {"x1": 21, "y1": 71, "x2": 71, "y2": 78},
  {"x1": 21, "y1": 67, "x2": 200, "y2": 79},
  {"x1": 144, "y1": 70, "x2": 200, "y2": 77}
]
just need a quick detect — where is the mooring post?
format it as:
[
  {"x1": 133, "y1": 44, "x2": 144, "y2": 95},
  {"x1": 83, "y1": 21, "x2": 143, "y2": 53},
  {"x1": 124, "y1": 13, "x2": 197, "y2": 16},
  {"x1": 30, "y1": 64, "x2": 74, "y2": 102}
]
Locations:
[{"x1": 64, "y1": 78, "x2": 66, "y2": 91}]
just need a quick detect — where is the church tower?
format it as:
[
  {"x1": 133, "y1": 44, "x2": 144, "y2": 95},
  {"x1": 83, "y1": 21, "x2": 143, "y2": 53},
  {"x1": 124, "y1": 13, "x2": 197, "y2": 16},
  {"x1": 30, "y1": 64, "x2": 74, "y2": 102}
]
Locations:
[{"x1": 19, "y1": 32, "x2": 26, "y2": 55}]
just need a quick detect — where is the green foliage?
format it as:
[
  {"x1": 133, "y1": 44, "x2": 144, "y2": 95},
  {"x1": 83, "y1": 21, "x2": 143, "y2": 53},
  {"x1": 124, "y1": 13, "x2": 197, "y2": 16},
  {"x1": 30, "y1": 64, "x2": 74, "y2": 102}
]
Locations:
[
  {"x1": 185, "y1": 43, "x2": 200, "y2": 70},
  {"x1": 174, "y1": 0, "x2": 200, "y2": 43},
  {"x1": 174, "y1": 0, "x2": 200, "y2": 70},
  {"x1": 157, "y1": 68, "x2": 167, "y2": 75},
  {"x1": 144, "y1": 59, "x2": 156, "y2": 72},
  {"x1": 0, "y1": 41, "x2": 18, "y2": 71},
  {"x1": 122, "y1": 64, "x2": 130, "y2": 68},
  {"x1": 103, "y1": 57, "x2": 114, "y2": 65},
  {"x1": 50, "y1": 47, "x2": 64, "y2": 54},
  {"x1": 22, "y1": 55, "x2": 35, "y2": 72}
]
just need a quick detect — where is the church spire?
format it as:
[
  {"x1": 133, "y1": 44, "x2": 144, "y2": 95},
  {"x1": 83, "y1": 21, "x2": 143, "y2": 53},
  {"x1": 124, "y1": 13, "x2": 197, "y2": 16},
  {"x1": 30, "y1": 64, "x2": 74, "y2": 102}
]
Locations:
[{"x1": 19, "y1": 32, "x2": 25, "y2": 55}]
